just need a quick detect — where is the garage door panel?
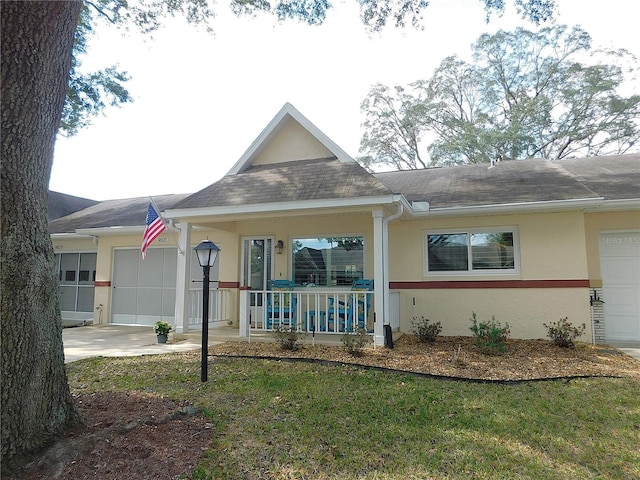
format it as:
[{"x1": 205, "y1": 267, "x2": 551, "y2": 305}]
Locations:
[
  {"x1": 112, "y1": 248, "x2": 177, "y2": 325},
  {"x1": 139, "y1": 249, "x2": 164, "y2": 287},
  {"x1": 600, "y1": 233, "x2": 640, "y2": 256},
  {"x1": 600, "y1": 231, "x2": 640, "y2": 342},
  {"x1": 606, "y1": 314, "x2": 639, "y2": 340},
  {"x1": 605, "y1": 287, "x2": 640, "y2": 314},
  {"x1": 601, "y1": 258, "x2": 640, "y2": 285},
  {"x1": 137, "y1": 288, "x2": 163, "y2": 316},
  {"x1": 113, "y1": 249, "x2": 139, "y2": 287},
  {"x1": 112, "y1": 287, "x2": 136, "y2": 314},
  {"x1": 162, "y1": 288, "x2": 176, "y2": 317}
]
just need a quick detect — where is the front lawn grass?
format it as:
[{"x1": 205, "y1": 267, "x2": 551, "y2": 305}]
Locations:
[{"x1": 68, "y1": 353, "x2": 640, "y2": 479}]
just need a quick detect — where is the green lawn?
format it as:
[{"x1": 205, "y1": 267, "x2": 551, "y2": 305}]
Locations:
[{"x1": 67, "y1": 353, "x2": 640, "y2": 479}]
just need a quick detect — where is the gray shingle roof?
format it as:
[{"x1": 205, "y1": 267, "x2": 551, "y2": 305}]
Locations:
[
  {"x1": 48, "y1": 194, "x2": 190, "y2": 234},
  {"x1": 174, "y1": 158, "x2": 393, "y2": 209},
  {"x1": 555, "y1": 154, "x2": 640, "y2": 200},
  {"x1": 48, "y1": 154, "x2": 639, "y2": 233},
  {"x1": 374, "y1": 155, "x2": 639, "y2": 209},
  {"x1": 48, "y1": 191, "x2": 98, "y2": 220}
]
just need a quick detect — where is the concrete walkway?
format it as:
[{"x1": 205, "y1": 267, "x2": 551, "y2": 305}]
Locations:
[{"x1": 62, "y1": 325, "x2": 216, "y2": 363}]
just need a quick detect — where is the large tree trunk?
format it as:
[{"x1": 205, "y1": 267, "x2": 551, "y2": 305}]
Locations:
[{"x1": 1, "y1": 0, "x2": 84, "y2": 470}]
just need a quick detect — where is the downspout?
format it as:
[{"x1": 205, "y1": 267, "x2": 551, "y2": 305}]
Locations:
[{"x1": 382, "y1": 202, "x2": 404, "y2": 333}]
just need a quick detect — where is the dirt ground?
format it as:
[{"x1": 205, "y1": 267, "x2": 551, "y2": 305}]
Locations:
[{"x1": 7, "y1": 336, "x2": 640, "y2": 480}]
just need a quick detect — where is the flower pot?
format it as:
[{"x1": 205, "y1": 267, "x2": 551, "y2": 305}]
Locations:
[{"x1": 156, "y1": 333, "x2": 168, "y2": 344}]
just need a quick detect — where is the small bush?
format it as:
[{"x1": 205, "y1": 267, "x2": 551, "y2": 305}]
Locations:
[
  {"x1": 543, "y1": 317, "x2": 586, "y2": 348},
  {"x1": 411, "y1": 316, "x2": 442, "y2": 343},
  {"x1": 273, "y1": 325, "x2": 303, "y2": 351},
  {"x1": 449, "y1": 344, "x2": 466, "y2": 366},
  {"x1": 469, "y1": 312, "x2": 510, "y2": 354},
  {"x1": 341, "y1": 326, "x2": 372, "y2": 356}
]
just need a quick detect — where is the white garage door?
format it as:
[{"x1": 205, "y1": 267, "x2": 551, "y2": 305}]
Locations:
[
  {"x1": 111, "y1": 247, "x2": 177, "y2": 326},
  {"x1": 600, "y1": 232, "x2": 640, "y2": 342}
]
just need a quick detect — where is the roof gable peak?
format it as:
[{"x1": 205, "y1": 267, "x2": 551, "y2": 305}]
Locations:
[{"x1": 226, "y1": 102, "x2": 355, "y2": 176}]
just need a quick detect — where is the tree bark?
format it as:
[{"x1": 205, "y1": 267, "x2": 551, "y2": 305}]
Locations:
[{"x1": 1, "y1": 0, "x2": 84, "y2": 469}]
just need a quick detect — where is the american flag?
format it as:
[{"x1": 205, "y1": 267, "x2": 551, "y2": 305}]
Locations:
[{"x1": 141, "y1": 203, "x2": 166, "y2": 259}]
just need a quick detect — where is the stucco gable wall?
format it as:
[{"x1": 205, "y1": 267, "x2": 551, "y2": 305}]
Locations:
[{"x1": 251, "y1": 118, "x2": 334, "y2": 166}]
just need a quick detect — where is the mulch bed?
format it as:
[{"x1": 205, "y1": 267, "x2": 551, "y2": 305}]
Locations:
[{"x1": 208, "y1": 335, "x2": 640, "y2": 381}]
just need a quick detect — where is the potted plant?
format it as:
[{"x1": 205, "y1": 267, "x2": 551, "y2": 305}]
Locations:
[{"x1": 153, "y1": 321, "x2": 172, "y2": 344}]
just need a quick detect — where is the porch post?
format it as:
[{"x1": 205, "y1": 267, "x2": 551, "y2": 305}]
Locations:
[
  {"x1": 174, "y1": 221, "x2": 192, "y2": 333},
  {"x1": 239, "y1": 288, "x2": 250, "y2": 338},
  {"x1": 372, "y1": 210, "x2": 385, "y2": 346}
]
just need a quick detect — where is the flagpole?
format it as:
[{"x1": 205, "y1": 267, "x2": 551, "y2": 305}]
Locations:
[{"x1": 149, "y1": 196, "x2": 184, "y2": 255}]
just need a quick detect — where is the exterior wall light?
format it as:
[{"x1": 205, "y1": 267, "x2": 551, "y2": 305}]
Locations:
[{"x1": 275, "y1": 240, "x2": 284, "y2": 254}]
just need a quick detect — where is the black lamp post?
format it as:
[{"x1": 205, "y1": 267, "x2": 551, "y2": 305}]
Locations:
[{"x1": 194, "y1": 239, "x2": 220, "y2": 382}]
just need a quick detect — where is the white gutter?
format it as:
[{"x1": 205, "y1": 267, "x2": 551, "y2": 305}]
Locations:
[
  {"x1": 585, "y1": 198, "x2": 640, "y2": 211},
  {"x1": 75, "y1": 226, "x2": 144, "y2": 236},
  {"x1": 165, "y1": 195, "x2": 400, "y2": 219},
  {"x1": 51, "y1": 232, "x2": 96, "y2": 239},
  {"x1": 406, "y1": 197, "x2": 606, "y2": 217}
]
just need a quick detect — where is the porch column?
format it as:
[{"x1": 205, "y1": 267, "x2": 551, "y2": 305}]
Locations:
[
  {"x1": 174, "y1": 221, "x2": 192, "y2": 333},
  {"x1": 372, "y1": 210, "x2": 385, "y2": 346},
  {"x1": 239, "y1": 288, "x2": 250, "y2": 338}
]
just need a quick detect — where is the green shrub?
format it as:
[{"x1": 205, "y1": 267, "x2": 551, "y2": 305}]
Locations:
[
  {"x1": 411, "y1": 316, "x2": 442, "y2": 343},
  {"x1": 272, "y1": 325, "x2": 303, "y2": 351},
  {"x1": 469, "y1": 312, "x2": 510, "y2": 354},
  {"x1": 543, "y1": 317, "x2": 586, "y2": 348},
  {"x1": 341, "y1": 326, "x2": 372, "y2": 356}
]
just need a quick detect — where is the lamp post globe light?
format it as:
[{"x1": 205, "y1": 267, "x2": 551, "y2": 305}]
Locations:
[{"x1": 194, "y1": 239, "x2": 220, "y2": 382}]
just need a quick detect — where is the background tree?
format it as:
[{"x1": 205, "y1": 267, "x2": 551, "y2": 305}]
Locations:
[
  {"x1": 62, "y1": 5, "x2": 133, "y2": 136},
  {"x1": 1, "y1": 0, "x2": 556, "y2": 469},
  {"x1": 359, "y1": 24, "x2": 640, "y2": 168}
]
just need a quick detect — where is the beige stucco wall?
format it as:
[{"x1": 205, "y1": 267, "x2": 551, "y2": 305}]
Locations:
[
  {"x1": 389, "y1": 211, "x2": 589, "y2": 281},
  {"x1": 251, "y1": 118, "x2": 334, "y2": 166},
  {"x1": 583, "y1": 210, "x2": 640, "y2": 287},
  {"x1": 55, "y1": 207, "x2": 630, "y2": 341},
  {"x1": 387, "y1": 211, "x2": 592, "y2": 340},
  {"x1": 398, "y1": 288, "x2": 590, "y2": 340}
]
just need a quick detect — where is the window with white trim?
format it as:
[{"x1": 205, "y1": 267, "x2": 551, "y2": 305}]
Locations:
[
  {"x1": 425, "y1": 228, "x2": 518, "y2": 274},
  {"x1": 292, "y1": 236, "x2": 364, "y2": 286}
]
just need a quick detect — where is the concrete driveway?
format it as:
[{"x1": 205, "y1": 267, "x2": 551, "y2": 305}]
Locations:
[
  {"x1": 609, "y1": 341, "x2": 640, "y2": 361},
  {"x1": 62, "y1": 325, "x2": 212, "y2": 363}
]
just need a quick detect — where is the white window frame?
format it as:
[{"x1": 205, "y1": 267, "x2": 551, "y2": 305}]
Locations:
[{"x1": 424, "y1": 227, "x2": 520, "y2": 276}]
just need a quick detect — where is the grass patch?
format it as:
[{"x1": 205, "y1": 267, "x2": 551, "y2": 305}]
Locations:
[{"x1": 68, "y1": 352, "x2": 640, "y2": 479}]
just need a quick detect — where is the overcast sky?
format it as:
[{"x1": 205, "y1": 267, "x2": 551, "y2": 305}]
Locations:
[{"x1": 49, "y1": 0, "x2": 640, "y2": 201}]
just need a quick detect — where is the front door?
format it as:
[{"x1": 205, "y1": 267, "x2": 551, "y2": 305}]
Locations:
[{"x1": 241, "y1": 237, "x2": 273, "y2": 326}]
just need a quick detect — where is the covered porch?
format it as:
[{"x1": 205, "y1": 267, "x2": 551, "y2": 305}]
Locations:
[{"x1": 171, "y1": 201, "x2": 407, "y2": 346}]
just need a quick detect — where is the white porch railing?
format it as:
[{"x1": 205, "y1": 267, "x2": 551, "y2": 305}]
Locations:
[
  {"x1": 188, "y1": 288, "x2": 231, "y2": 328},
  {"x1": 240, "y1": 289, "x2": 377, "y2": 335}
]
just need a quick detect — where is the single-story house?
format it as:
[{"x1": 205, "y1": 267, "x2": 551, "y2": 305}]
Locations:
[{"x1": 49, "y1": 103, "x2": 640, "y2": 345}]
